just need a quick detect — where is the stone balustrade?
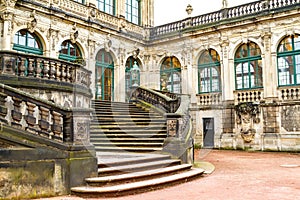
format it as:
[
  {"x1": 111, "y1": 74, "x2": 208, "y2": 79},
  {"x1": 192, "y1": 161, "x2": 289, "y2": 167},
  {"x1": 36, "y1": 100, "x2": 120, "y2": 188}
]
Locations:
[
  {"x1": 234, "y1": 89, "x2": 263, "y2": 103},
  {"x1": 196, "y1": 92, "x2": 222, "y2": 106},
  {"x1": 0, "y1": 83, "x2": 91, "y2": 144},
  {"x1": 279, "y1": 87, "x2": 300, "y2": 101},
  {"x1": 150, "y1": 0, "x2": 300, "y2": 39},
  {"x1": 131, "y1": 86, "x2": 180, "y2": 113},
  {"x1": 0, "y1": 51, "x2": 91, "y2": 89}
]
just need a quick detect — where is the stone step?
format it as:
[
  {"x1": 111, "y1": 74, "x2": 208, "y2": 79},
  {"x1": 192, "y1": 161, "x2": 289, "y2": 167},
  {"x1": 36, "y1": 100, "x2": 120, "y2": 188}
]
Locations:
[
  {"x1": 96, "y1": 152, "x2": 171, "y2": 167},
  {"x1": 91, "y1": 142, "x2": 163, "y2": 147},
  {"x1": 91, "y1": 138, "x2": 165, "y2": 142},
  {"x1": 93, "y1": 146, "x2": 163, "y2": 153},
  {"x1": 71, "y1": 168, "x2": 204, "y2": 197},
  {"x1": 86, "y1": 164, "x2": 193, "y2": 186},
  {"x1": 90, "y1": 133, "x2": 167, "y2": 138},
  {"x1": 98, "y1": 159, "x2": 181, "y2": 175},
  {"x1": 91, "y1": 125, "x2": 166, "y2": 130},
  {"x1": 91, "y1": 121, "x2": 166, "y2": 126}
]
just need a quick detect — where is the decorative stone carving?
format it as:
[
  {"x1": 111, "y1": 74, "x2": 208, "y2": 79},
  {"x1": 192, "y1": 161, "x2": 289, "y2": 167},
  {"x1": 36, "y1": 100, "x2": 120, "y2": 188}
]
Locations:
[
  {"x1": 0, "y1": 0, "x2": 17, "y2": 7},
  {"x1": 27, "y1": 11, "x2": 37, "y2": 33},
  {"x1": 104, "y1": 34, "x2": 112, "y2": 52},
  {"x1": 235, "y1": 102, "x2": 260, "y2": 143},
  {"x1": 70, "y1": 23, "x2": 78, "y2": 44}
]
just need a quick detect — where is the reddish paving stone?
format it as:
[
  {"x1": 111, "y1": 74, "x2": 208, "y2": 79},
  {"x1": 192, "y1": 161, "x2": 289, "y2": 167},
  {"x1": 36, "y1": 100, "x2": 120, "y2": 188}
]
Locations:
[{"x1": 40, "y1": 150, "x2": 300, "y2": 200}]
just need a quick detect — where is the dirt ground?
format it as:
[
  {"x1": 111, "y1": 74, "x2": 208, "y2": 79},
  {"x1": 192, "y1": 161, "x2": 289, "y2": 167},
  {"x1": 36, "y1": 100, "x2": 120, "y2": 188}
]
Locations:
[{"x1": 41, "y1": 149, "x2": 300, "y2": 200}]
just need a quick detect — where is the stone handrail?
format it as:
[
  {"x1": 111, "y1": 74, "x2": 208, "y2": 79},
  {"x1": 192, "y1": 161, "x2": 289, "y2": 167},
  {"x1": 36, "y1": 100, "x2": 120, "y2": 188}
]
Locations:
[
  {"x1": 279, "y1": 86, "x2": 300, "y2": 101},
  {"x1": 130, "y1": 86, "x2": 180, "y2": 113},
  {"x1": 197, "y1": 92, "x2": 222, "y2": 106},
  {"x1": 150, "y1": 0, "x2": 300, "y2": 38},
  {"x1": 0, "y1": 51, "x2": 91, "y2": 88},
  {"x1": 0, "y1": 83, "x2": 91, "y2": 144},
  {"x1": 234, "y1": 89, "x2": 264, "y2": 103}
]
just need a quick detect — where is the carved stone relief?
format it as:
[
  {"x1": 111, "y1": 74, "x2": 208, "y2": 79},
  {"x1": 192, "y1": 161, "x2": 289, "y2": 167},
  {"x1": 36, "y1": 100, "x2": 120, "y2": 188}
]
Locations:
[
  {"x1": 281, "y1": 105, "x2": 300, "y2": 132},
  {"x1": 235, "y1": 102, "x2": 260, "y2": 143}
]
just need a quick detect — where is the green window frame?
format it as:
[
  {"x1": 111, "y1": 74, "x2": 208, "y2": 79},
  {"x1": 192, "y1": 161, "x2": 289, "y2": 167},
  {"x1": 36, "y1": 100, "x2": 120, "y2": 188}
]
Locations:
[
  {"x1": 198, "y1": 49, "x2": 221, "y2": 93},
  {"x1": 59, "y1": 40, "x2": 82, "y2": 62},
  {"x1": 13, "y1": 29, "x2": 43, "y2": 76},
  {"x1": 125, "y1": 0, "x2": 140, "y2": 25},
  {"x1": 234, "y1": 42, "x2": 263, "y2": 90},
  {"x1": 13, "y1": 29, "x2": 43, "y2": 55},
  {"x1": 96, "y1": 0, "x2": 115, "y2": 15},
  {"x1": 95, "y1": 49, "x2": 114, "y2": 101},
  {"x1": 277, "y1": 34, "x2": 300, "y2": 86},
  {"x1": 160, "y1": 57, "x2": 181, "y2": 93}
]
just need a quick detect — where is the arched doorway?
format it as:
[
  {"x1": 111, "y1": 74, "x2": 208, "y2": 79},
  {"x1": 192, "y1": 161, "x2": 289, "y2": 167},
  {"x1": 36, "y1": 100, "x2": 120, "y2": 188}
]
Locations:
[{"x1": 95, "y1": 49, "x2": 114, "y2": 101}]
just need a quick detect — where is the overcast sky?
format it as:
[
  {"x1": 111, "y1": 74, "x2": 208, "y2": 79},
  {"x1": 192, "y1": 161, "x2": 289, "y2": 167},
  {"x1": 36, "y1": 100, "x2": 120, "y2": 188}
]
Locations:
[{"x1": 154, "y1": 0, "x2": 257, "y2": 26}]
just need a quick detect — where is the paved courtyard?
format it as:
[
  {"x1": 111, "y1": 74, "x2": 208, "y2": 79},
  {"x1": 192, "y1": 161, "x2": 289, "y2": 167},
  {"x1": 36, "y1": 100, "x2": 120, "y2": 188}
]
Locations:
[{"x1": 41, "y1": 150, "x2": 300, "y2": 200}]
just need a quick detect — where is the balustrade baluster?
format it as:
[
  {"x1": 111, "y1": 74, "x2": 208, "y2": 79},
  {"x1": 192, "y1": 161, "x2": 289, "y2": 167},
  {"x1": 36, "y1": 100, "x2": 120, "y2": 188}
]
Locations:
[
  {"x1": 56, "y1": 63, "x2": 62, "y2": 81},
  {"x1": 36, "y1": 58, "x2": 43, "y2": 78},
  {"x1": 49, "y1": 61, "x2": 56, "y2": 80},
  {"x1": 0, "y1": 92, "x2": 8, "y2": 123},
  {"x1": 17, "y1": 57, "x2": 26, "y2": 76},
  {"x1": 27, "y1": 58, "x2": 35, "y2": 77},
  {"x1": 43, "y1": 61, "x2": 50, "y2": 79},
  {"x1": 11, "y1": 97, "x2": 23, "y2": 128},
  {"x1": 51, "y1": 111, "x2": 63, "y2": 141},
  {"x1": 25, "y1": 102, "x2": 37, "y2": 132},
  {"x1": 38, "y1": 106, "x2": 50, "y2": 137}
]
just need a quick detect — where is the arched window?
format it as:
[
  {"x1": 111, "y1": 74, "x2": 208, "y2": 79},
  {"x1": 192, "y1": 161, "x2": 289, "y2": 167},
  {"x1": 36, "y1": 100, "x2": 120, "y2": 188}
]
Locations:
[
  {"x1": 125, "y1": 0, "x2": 140, "y2": 25},
  {"x1": 125, "y1": 57, "x2": 140, "y2": 100},
  {"x1": 234, "y1": 42, "x2": 262, "y2": 90},
  {"x1": 277, "y1": 34, "x2": 300, "y2": 86},
  {"x1": 160, "y1": 57, "x2": 181, "y2": 93},
  {"x1": 59, "y1": 40, "x2": 82, "y2": 62},
  {"x1": 198, "y1": 49, "x2": 221, "y2": 93},
  {"x1": 13, "y1": 29, "x2": 43, "y2": 55},
  {"x1": 95, "y1": 49, "x2": 114, "y2": 101},
  {"x1": 96, "y1": 0, "x2": 115, "y2": 15}
]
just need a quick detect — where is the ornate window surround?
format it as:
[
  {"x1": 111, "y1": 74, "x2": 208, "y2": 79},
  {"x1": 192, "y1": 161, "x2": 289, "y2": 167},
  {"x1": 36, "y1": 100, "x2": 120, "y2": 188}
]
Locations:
[{"x1": 13, "y1": 29, "x2": 43, "y2": 55}]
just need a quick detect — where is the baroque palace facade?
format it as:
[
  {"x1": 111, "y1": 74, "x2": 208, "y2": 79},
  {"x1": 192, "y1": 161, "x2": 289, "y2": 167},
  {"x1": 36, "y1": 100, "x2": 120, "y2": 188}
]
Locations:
[{"x1": 1, "y1": 0, "x2": 300, "y2": 152}]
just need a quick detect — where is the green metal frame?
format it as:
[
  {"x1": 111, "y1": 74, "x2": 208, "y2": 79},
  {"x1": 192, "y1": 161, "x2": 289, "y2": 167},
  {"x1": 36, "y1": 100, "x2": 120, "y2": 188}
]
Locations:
[
  {"x1": 96, "y1": 0, "x2": 115, "y2": 15},
  {"x1": 95, "y1": 49, "x2": 114, "y2": 101},
  {"x1": 13, "y1": 29, "x2": 43, "y2": 55},
  {"x1": 160, "y1": 57, "x2": 181, "y2": 93},
  {"x1": 58, "y1": 40, "x2": 82, "y2": 62},
  {"x1": 198, "y1": 49, "x2": 221, "y2": 93},
  {"x1": 125, "y1": 0, "x2": 141, "y2": 25},
  {"x1": 277, "y1": 34, "x2": 300, "y2": 86},
  {"x1": 234, "y1": 42, "x2": 262, "y2": 90}
]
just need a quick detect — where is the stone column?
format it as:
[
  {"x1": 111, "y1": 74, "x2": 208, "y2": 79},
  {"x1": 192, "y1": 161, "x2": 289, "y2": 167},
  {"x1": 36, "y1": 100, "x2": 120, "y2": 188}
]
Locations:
[
  {"x1": 1, "y1": 11, "x2": 13, "y2": 50},
  {"x1": 221, "y1": 39, "x2": 234, "y2": 101},
  {"x1": 262, "y1": 29, "x2": 277, "y2": 99}
]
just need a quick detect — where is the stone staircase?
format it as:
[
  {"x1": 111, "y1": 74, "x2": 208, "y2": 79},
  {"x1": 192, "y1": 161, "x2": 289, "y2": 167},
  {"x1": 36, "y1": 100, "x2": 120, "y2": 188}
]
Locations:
[
  {"x1": 71, "y1": 152, "x2": 204, "y2": 197},
  {"x1": 90, "y1": 100, "x2": 167, "y2": 152},
  {"x1": 70, "y1": 100, "x2": 204, "y2": 197}
]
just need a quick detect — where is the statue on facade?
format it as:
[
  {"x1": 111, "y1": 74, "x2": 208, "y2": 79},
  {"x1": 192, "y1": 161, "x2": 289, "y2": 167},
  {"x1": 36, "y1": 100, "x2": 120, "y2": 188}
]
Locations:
[{"x1": 222, "y1": 0, "x2": 228, "y2": 9}]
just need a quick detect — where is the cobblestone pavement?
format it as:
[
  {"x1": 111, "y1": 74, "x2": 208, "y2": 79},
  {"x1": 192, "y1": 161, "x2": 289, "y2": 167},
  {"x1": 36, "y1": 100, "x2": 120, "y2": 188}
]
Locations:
[{"x1": 41, "y1": 150, "x2": 300, "y2": 200}]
